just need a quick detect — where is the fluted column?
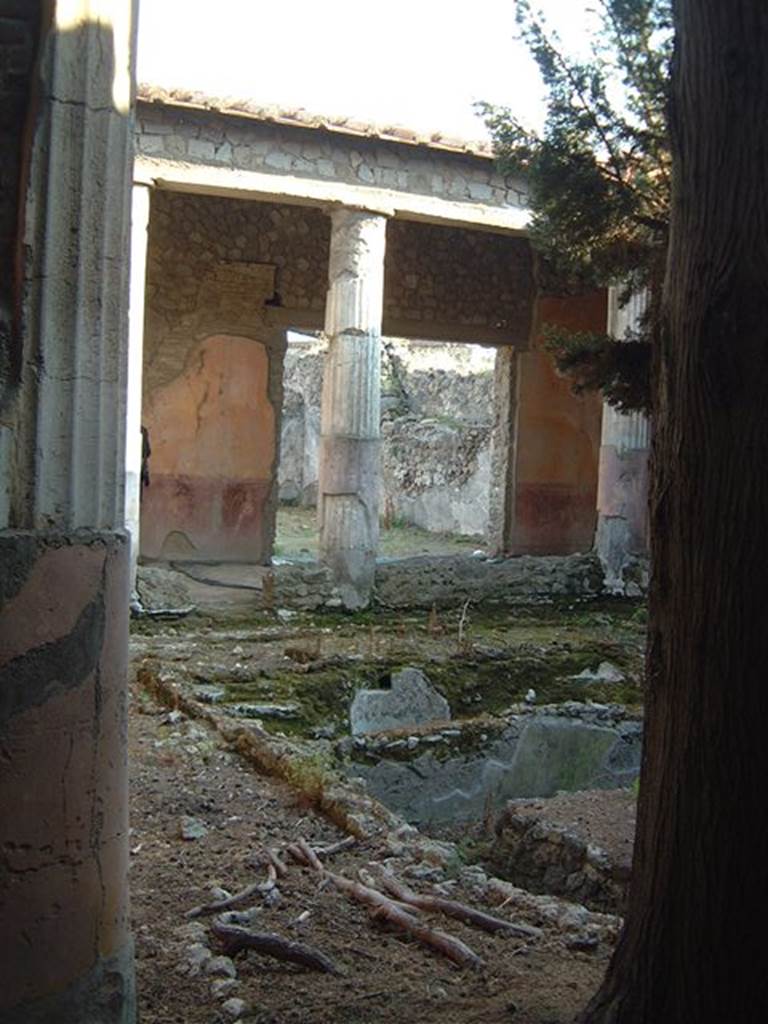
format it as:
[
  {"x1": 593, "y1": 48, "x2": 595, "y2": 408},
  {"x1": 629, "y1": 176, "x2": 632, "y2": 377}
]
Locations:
[
  {"x1": 1, "y1": 3, "x2": 137, "y2": 1021},
  {"x1": 595, "y1": 289, "x2": 651, "y2": 593},
  {"x1": 318, "y1": 208, "x2": 387, "y2": 609}
]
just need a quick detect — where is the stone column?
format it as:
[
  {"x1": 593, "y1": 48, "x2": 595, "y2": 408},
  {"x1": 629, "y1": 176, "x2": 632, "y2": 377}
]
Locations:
[
  {"x1": 595, "y1": 289, "x2": 651, "y2": 594},
  {"x1": 125, "y1": 184, "x2": 150, "y2": 595},
  {"x1": 0, "y1": 3, "x2": 137, "y2": 1022},
  {"x1": 318, "y1": 208, "x2": 387, "y2": 609}
]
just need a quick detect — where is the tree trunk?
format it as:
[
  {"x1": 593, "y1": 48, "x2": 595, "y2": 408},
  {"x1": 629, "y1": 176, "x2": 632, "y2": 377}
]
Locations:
[{"x1": 579, "y1": 2, "x2": 768, "y2": 1021}]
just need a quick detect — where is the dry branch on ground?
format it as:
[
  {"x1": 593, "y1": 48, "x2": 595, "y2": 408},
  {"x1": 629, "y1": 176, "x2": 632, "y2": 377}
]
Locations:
[
  {"x1": 210, "y1": 918, "x2": 339, "y2": 974},
  {"x1": 291, "y1": 838, "x2": 484, "y2": 970}
]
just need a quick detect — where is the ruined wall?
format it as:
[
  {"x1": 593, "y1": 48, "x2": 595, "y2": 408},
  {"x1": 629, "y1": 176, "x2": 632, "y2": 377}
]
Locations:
[
  {"x1": 511, "y1": 292, "x2": 606, "y2": 555},
  {"x1": 279, "y1": 338, "x2": 496, "y2": 536},
  {"x1": 278, "y1": 338, "x2": 324, "y2": 505},
  {"x1": 142, "y1": 191, "x2": 319, "y2": 561},
  {"x1": 381, "y1": 418, "x2": 492, "y2": 536},
  {"x1": 384, "y1": 338, "x2": 496, "y2": 420}
]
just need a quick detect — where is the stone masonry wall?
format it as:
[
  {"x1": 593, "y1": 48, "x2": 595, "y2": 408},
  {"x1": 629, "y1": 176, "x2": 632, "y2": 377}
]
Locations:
[
  {"x1": 384, "y1": 220, "x2": 532, "y2": 341},
  {"x1": 144, "y1": 190, "x2": 328, "y2": 394},
  {"x1": 490, "y1": 800, "x2": 633, "y2": 914},
  {"x1": 136, "y1": 550, "x2": 606, "y2": 613},
  {"x1": 136, "y1": 99, "x2": 526, "y2": 213},
  {"x1": 137, "y1": 103, "x2": 536, "y2": 345}
]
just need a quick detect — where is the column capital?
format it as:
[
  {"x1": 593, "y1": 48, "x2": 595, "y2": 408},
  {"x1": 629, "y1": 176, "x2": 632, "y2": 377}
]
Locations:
[{"x1": 324, "y1": 201, "x2": 394, "y2": 220}]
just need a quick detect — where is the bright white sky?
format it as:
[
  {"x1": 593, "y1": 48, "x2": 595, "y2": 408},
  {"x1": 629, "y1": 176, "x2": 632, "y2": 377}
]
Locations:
[{"x1": 137, "y1": 0, "x2": 600, "y2": 142}]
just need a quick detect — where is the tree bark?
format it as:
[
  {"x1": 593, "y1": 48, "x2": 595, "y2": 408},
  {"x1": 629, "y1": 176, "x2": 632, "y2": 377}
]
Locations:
[{"x1": 580, "y1": 2, "x2": 768, "y2": 1021}]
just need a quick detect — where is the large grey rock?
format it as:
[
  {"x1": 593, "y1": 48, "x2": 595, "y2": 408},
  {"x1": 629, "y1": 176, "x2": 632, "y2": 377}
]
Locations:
[
  {"x1": 349, "y1": 667, "x2": 450, "y2": 736},
  {"x1": 345, "y1": 709, "x2": 643, "y2": 824}
]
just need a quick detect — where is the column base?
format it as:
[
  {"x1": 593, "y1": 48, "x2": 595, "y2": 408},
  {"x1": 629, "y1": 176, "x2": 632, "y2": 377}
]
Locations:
[
  {"x1": 1, "y1": 943, "x2": 136, "y2": 1024},
  {"x1": 0, "y1": 530, "x2": 134, "y2": 1024}
]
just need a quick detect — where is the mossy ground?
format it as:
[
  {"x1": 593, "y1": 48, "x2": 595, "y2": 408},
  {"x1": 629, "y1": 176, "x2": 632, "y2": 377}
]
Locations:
[{"x1": 132, "y1": 597, "x2": 645, "y2": 740}]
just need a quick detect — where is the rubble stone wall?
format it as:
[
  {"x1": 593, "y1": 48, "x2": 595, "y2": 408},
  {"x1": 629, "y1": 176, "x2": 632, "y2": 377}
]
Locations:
[
  {"x1": 384, "y1": 220, "x2": 532, "y2": 341},
  {"x1": 489, "y1": 804, "x2": 632, "y2": 914},
  {"x1": 144, "y1": 190, "x2": 326, "y2": 396}
]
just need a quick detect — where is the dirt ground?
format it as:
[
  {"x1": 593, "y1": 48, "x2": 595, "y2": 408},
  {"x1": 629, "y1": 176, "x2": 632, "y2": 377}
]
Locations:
[
  {"x1": 128, "y1": 688, "x2": 625, "y2": 1024},
  {"x1": 128, "y1": 597, "x2": 644, "y2": 1023}
]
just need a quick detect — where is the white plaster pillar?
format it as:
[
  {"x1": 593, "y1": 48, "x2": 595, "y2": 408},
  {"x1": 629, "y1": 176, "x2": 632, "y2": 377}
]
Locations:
[
  {"x1": 125, "y1": 184, "x2": 150, "y2": 592},
  {"x1": 318, "y1": 208, "x2": 387, "y2": 609},
  {"x1": 595, "y1": 289, "x2": 651, "y2": 593}
]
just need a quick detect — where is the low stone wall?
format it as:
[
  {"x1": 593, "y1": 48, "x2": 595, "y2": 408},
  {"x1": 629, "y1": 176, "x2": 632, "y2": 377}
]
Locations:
[
  {"x1": 137, "y1": 551, "x2": 607, "y2": 613},
  {"x1": 341, "y1": 704, "x2": 642, "y2": 826},
  {"x1": 489, "y1": 790, "x2": 636, "y2": 914},
  {"x1": 373, "y1": 552, "x2": 605, "y2": 609}
]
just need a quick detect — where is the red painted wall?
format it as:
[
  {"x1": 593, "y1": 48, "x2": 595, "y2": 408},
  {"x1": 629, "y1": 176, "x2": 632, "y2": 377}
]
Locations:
[
  {"x1": 141, "y1": 335, "x2": 275, "y2": 563},
  {"x1": 511, "y1": 291, "x2": 606, "y2": 555}
]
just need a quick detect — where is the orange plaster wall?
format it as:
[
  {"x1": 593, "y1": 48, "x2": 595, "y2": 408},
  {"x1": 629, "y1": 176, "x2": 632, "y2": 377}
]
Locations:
[
  {"x1": 141, "y1": 334, "x2": 276, "y2": 562},
  {"x1": 511, "y1": 291, "x2": 606, "y2": 555}
]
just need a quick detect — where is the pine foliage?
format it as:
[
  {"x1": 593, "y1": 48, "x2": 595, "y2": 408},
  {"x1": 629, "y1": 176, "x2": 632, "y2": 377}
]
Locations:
[{"x1": 479, "y1": 0, "x2": 673, "y2": 411}]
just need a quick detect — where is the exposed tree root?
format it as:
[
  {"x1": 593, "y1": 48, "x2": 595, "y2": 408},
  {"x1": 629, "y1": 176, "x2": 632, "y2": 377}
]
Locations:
[
  {"x1": 187, "y1": 864, "x2": 277, "y2": 918},
  {"x1": 315, "y1": 836, "x2": 358, "y2": 859},
  {"x1": 211, "y1": 918, "x2": 339, "y2": 974},
  {"x1": 379, "y1": 874, "x2": 542, "y2": 940},
  {"x1": 293, "y1": 838, "x2": 484, "y2": 971}
]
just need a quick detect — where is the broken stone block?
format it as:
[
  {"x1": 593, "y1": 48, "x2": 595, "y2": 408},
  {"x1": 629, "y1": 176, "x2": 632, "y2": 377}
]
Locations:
[
  {"x1": 571, "y1": 661, "x2": 625, "y2": 684},
  {"x1": 349, "y1": 667, "x2": 450, "y2": 736},
  {"x1": 193, "y1": 684, "x2": 226, "y2": 704}
]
